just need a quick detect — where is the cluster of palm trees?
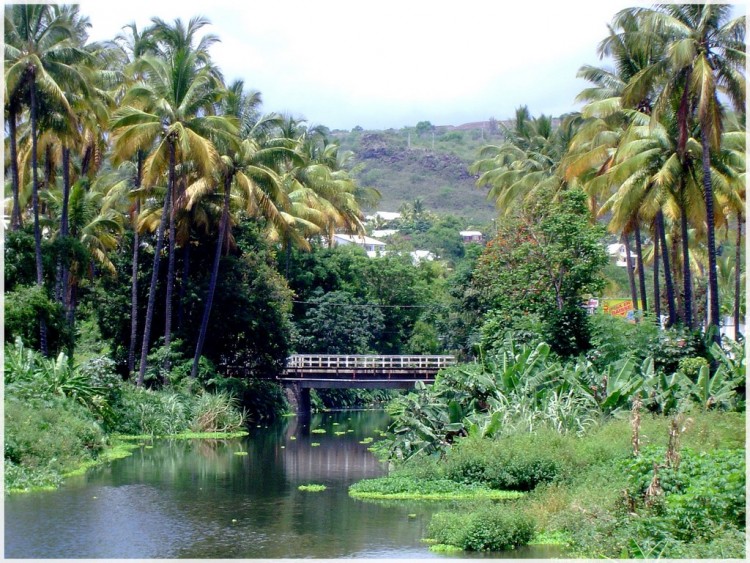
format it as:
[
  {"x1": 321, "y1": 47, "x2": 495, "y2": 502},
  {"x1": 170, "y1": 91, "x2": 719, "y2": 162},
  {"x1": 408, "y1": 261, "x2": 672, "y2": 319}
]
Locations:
[
  {"x1": 473, "y1": 5, "x2": 745, "y2": 343},
  {"x1": 4, "y1": 5, "x2": 377, "y2": 382}
]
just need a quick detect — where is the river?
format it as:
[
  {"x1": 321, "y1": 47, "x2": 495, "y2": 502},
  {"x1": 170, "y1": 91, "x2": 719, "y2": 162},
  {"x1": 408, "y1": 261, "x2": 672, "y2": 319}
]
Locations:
[{"x1": 5, "y1": 410, "x2": 560, "y2": 558}]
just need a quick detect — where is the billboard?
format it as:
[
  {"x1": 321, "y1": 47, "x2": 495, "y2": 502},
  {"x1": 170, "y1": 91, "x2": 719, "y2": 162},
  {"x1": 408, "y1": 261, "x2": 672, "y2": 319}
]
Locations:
[{"x1": 601, "y1": 298, "x2": 635, "y2": 319}]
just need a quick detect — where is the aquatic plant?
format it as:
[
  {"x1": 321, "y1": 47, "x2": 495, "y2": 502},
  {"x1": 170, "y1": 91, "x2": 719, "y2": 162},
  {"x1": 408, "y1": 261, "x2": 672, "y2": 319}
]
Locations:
[{"x1": 298, "y1": 484, "x2": 327, "y2": 492}]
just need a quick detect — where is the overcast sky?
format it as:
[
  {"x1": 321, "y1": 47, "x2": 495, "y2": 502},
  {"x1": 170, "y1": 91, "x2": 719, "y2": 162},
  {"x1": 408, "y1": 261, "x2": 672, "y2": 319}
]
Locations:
[{"x1": 76, "y1": 0, "x2": 740, "y2": 131}]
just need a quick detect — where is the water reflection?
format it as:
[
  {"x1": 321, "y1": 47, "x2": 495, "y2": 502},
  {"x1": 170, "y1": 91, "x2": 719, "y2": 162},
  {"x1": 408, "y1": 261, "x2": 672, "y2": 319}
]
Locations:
[{"x1": 4, "y1": 411, "x2": 562, "y2": 559}]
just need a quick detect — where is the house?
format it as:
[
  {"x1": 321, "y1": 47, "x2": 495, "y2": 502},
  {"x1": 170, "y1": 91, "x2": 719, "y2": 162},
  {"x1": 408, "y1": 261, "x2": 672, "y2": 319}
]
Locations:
[
  {"x1": 460, "y1": 230, "x2": 483, "y2": 243},
  {"x1": 606, "y1": 243, "x2": 634, "y2": 268},
  {"x1": 332, "y1": 234, "x2": 387, "y2": 254}
]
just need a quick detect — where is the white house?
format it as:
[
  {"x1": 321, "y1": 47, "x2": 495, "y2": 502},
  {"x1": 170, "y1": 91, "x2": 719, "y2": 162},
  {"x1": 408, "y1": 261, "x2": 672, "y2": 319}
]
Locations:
[
  {"x1": 333, "y1": 234, "x2": 387, "y2": 254},
  {"x1": 606, "y1": 243, "x2": 634, "y2": 268},
  {"x1": 460, "y1": 230, "x2": 483, "y2": 243}
]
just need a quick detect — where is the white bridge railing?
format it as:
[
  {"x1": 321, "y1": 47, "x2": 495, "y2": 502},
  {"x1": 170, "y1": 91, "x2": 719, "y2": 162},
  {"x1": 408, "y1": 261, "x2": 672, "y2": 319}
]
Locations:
[{"x1": 285, "y1": 354, "x2": 456, "y2": 371}]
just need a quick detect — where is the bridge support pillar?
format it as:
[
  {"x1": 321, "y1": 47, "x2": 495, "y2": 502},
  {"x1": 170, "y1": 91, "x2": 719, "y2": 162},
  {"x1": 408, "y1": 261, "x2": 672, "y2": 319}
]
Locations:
[{"x1": 284, "y1": 383, "x2": 311, "y2": 417}]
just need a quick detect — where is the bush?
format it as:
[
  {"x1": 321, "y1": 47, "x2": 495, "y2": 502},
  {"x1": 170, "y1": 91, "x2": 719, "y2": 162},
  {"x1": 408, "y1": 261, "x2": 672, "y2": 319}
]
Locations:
[
  {"x1": 4, "y1": 394, "x2": 106, "y2": 490},
  {"x1": 190, "y1": 392, "x2": 246, "y2": 433},
  {"x1": 4, "y1": 285, "x2": 73, "y2": 354},
  {"x1": 428, "y1": 505, "x2": 535, "y2": 551},
  {"x1": 587, "y1": 313, "x2": 659, "y2": 368},
  {"x1": 445, "y1": 435, "x2": 561, "y2": 491}
]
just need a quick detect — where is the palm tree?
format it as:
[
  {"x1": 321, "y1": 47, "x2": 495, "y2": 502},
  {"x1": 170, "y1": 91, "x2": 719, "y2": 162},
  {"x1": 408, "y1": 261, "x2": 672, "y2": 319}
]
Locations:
[
  {"x1": 471, "y1": 107, "x2": 575, "y2": 215},
  {"x1": 713, "y1": 118, "x2": 746, "y2": 338},
  {"x1": 188, "y1": 133, "x2": 289, "y2": 378},
  {"x1": 4, "y1": 4, "x2": 90, "y2": 354},
  {"x1": 111, "y1": 42, "x2": 236, "y2": 385},
  {"x1": 621, "y1": 4, "x2": 746, "y2": 342}
]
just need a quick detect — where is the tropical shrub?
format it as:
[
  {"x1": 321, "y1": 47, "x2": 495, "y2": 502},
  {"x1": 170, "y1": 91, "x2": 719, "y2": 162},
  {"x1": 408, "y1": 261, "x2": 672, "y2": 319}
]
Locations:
[
  {"x1": 4, "y1": 285, "x2": 73, "y2": 354},
  {"x1": 444, "y1": 435, "x2": 560, "y2": 491},
  {"x1": 428, "y1": 505, "x2": 535, "y2": 551}
]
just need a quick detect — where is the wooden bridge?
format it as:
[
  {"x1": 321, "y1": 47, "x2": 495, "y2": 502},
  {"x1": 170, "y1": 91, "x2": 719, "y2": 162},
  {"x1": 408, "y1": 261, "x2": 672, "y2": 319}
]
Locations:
[{"x1": 280, "y1": 354, "x2": 456, "y2": 414}]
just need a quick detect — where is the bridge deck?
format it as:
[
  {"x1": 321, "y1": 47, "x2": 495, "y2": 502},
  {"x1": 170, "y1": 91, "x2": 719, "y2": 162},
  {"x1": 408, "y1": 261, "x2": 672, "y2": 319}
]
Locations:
[{"x1": 280, "y1": 354, "x2": 455, "y2": 387}]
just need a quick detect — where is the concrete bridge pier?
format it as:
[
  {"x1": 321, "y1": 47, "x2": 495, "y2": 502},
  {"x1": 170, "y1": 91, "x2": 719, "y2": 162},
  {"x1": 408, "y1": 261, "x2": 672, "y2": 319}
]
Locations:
[{"x1": 284, "y1": 383, "x2": 311, "y2": 417}]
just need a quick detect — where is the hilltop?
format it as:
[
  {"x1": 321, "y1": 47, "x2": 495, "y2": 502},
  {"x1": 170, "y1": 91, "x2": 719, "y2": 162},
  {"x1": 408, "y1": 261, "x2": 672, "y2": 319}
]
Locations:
[{"x1": 332, "y1": 122, "x2": 507, "y2": 225}]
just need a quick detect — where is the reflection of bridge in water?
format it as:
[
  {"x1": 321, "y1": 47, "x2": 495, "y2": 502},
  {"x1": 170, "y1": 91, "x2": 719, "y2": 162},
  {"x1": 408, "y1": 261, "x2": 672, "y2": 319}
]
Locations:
[{"x1": 279, "y1": 354, "x2": 456, "y2": 415}]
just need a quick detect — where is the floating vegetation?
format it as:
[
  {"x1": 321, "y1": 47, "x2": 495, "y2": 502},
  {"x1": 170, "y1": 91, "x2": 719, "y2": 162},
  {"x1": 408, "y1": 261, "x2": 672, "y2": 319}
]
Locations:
[
  {"x1": 234, "y1": 451, "x2": 249, "y2": 456},
  {"x1": 334, "y1": 431, "x2": 346, "y2": 436},
  {"x1": 359, "y1": 437, "x2": 374, "y2": 444},
  {"x1": 349, "y1": 476, "x2": 524, "y2": 501},
  {"x1": 289, "y1": 436, "x2": 296, "y2": 440},
  {"x1": 429, "y1": 544, "x2": 463, "y2": 553},
  {"x1": 298, "y1": 484, "x2": 327, "y2": 492},
  {"x1": 332, "y1": 422, "x2": 340, "y2": 426},
  {"x1": 347, "y1": 429, "x2": 354, "y2": 433},
  {"x1": 311, "y1": 442, "x2": 321, "y2": 447},
  {"x1": 311, "y1": 428, "x2": 326, "y2": 434}
]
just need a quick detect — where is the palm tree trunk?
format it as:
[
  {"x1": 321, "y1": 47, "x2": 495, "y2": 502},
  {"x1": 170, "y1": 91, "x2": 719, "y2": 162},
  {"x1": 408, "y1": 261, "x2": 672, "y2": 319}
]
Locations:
[
  {"x1": 191, "y1": 176, "x2": 231, "y2": 379},
  {"x1": 623, "y1": 232, "x2": 638, "y2": 319},
  {"x1": 137, "y1": 141, "x2": 174, "y2": 386},
  {"x1": 734, "y1": 213, "x2": 743, "y2": 340},
  {"x1": 679, "y1": 190, "x2": 693, "y2": 329},
  {"x1": 701, "y1": 129, "x2": 721, "y2": 345},
  {"x1": 128, "y1": 198, "x2": 141, "y2": 377},
  {"x1": 163, "y1": 147, "x2": 177, "y2": 375},
  {"x1": 657, "y1": 210, "x2": 676, "y2": 326},
  {"x1": 653, "y1": 225, "x2": 661, "y2": 322},
  {"x1": 55, "y1": 146, "x2": 71, "y2": 305},
  {"x1": 9, "y1": 106, "x2": 22, "y2": 230},
  {"x1": 30, "y1": 74, "x2": 48, "y2": 355},
  {"x1": 177, "y1": 242, "x2": 190, "y2": 333},
  {"x1": 634, "y1": 219, "x2": 647, "y2": 314}
]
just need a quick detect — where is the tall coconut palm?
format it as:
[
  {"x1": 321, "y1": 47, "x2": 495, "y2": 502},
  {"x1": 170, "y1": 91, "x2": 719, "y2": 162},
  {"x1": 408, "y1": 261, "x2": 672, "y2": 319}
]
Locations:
[
  {"x1": 111, "y1": 20, "x2": 160, "y2": 376},
  {"x1": 188, "y1": 131, "x2": 290, "y2": 378},
  {"x1": 471, "y1": 107, "x2": 575, "y2": 215},
  {"x1": 111, "y1": 45, "x2": 236, "y2": 386},
  {"x1": 621, "y1": 4, "x2": 746, "y2": 342},
  {"x1": 4, "y1": 4, "x2": 90, "y2": 354},
  {"x1": 713, "y1": 118, "x2": 746, "y2": 338}
]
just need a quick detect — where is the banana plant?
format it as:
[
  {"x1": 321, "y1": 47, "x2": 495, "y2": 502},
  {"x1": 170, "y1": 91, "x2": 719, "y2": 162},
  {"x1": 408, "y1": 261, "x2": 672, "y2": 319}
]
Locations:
[{"x1": 685, "y1": 364, "x2": 737, "y2": 411}]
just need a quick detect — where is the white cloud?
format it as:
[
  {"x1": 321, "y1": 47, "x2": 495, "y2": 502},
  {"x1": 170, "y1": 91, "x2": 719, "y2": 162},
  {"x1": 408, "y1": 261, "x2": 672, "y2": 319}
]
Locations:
[{"x1": 78, "y1": 0, "x2": 656, "y2": 129}]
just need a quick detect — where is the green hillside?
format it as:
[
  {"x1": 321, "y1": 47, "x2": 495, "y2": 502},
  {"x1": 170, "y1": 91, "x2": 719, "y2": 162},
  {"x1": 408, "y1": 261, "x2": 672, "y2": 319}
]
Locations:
[{"x1": 333, "y1": 124, "x2": 504, "y2": 224}]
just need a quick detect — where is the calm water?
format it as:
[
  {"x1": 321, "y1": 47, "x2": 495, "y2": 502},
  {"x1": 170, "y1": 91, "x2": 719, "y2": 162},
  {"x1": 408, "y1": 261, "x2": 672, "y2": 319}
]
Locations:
[{"x1": 5, "y1": 410, "x2": 561, "y2": 558}]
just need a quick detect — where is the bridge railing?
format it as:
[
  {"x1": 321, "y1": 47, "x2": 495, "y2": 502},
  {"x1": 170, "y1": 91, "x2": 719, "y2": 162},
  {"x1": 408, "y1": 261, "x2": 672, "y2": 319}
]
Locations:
[{"x1": 285, "y1": 354, "x2": 456, "y2": 371}]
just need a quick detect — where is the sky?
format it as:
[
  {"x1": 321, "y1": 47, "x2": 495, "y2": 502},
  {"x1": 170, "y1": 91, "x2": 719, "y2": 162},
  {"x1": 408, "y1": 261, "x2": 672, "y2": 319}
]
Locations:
[{"x1": 77, "y1": 0, "x2": 742, "y2": 131}]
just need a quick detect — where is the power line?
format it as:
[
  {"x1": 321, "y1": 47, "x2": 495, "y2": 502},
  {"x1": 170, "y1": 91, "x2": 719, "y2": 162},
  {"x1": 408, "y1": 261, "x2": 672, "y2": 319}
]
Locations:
[{"x1": 291, "y1": 299, "x2": 448, "y2": 309}]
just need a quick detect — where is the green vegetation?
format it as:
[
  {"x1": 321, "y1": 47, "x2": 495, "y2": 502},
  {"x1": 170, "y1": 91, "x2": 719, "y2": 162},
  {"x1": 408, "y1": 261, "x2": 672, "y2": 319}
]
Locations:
[
  {"x1": 428, "y1": 505, "x2": 535, "y2": 551},
  {"x1": 298, "y1": 484, "x2": 327, "y2": 492},
  {"x1": 4, "y1": 339, "x2": 248, "y2": 492},
  {"x1": 349, "y1": 476, "x2": 523, "y2": 501}
]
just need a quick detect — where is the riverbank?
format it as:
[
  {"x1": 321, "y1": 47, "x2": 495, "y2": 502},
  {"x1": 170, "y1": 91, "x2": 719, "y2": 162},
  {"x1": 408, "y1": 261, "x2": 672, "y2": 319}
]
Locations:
[
  {"x1": 4, "y1": 341, "x2": 252, "y2": 494},
  {"x1": 349, "y1": 411, "x2": 745, "y2": 557}
]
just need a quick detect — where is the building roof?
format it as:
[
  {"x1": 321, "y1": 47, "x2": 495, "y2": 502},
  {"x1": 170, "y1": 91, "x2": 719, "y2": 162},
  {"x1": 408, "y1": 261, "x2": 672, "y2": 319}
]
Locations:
[{"x1": 333, "y1": 233, "x2": 387, "y2": 247}]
